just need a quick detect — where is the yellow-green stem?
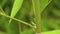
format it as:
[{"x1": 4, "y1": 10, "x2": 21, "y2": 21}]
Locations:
[{"x1": 32, "y1": 0, "x2": 41, "y2": 33}]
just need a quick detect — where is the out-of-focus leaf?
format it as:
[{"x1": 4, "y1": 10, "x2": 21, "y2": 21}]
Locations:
[{"x1": 41, "y1": 30, "x2": 60, "y2": 34}]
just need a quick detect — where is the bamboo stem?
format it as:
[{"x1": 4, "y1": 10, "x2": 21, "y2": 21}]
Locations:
[{"x1": 32, "y1": 0, "x2": 41, "y2": 33}]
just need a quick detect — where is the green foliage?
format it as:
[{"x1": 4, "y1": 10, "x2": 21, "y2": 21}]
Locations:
[
  {"x1": 41, "y1": 30, "x2": 60, "y2": 34},
  {"x1": 8, "y1": 0, "x2": 23, "y2": 34},
  {"x1": 0, "y1": 0, "x2": 60, "y2": 34},
  {"x1": 9, "y1": 0, "x2": 23, "y2": 23}
]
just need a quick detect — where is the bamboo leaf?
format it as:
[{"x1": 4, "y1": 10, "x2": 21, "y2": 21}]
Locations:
[
  {"x1": 7, "y1": 0, "x2": 23, "y2": 34},
  {"x1": 9, "y1": 0, "x2": 23, "y2": 23}
]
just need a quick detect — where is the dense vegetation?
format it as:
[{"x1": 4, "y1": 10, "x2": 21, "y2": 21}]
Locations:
[{"x1": 0, "y1": 0, "x2": 60, "y2": 34}]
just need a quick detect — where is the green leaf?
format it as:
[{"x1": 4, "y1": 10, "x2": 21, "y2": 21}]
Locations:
[
  {"x1": 41, "y1": 30, "x2": 60, "y2": 34},
  {"x1": 9, "y1": 0, "x2": 23, "y2": 23},
  {"x1": 7, "y1": 0, "x2": 23, "y2": 34}
]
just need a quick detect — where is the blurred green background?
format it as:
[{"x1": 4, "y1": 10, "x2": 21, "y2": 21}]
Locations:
[{"x1": 0, "y1": 0, "x2": 60, "y2": 34}]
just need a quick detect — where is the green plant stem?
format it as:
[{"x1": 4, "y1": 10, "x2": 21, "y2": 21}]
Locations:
[
  {"x1": 0, "y1": 13, "x2": 35, "y2": 29},
  {"x1": 0, "y1": 7, "x2": 35, "y2": 34},
  {"x1": 0, "y1": 8, "x2": 35, "y2": 30},
  {"x1": 32, "y1": 0, "x2": 41, "y2": 33},
  {"x1": 18, "y1": 23, "x2": 21, "y2": 34}
]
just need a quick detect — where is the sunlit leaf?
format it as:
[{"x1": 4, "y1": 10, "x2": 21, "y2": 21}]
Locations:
[
  {"x1": 9, "y1": 0, "x2": 23, "y2": 23},
  {"x1": 41, "y1": 30, "x2": 60, "y2": 34},
  {"x1": 7, "y1": 0, "x2": 23, "y2": 34}
]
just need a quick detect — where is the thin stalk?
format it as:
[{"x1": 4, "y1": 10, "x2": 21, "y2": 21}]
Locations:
[
  {"x1": 32, "y1": 0, "x2": 41, "y2": 33},
  {"x1": 18, "y1": 23, "x2": 21, "y2": 34},
  {"x1": 0, "y1": 13, "x2": 35, "y2": 29},
  {"x1": 0, "y1": 8, "x2": 35, "y2": 29}
]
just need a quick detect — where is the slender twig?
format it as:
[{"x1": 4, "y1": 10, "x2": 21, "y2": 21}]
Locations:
[
  {"x1": 0, "y1": 8, "x2": 35, "y2": 29},
  {"x1": 1, "y1": 13, "x2": 35, "y2": 29}
]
